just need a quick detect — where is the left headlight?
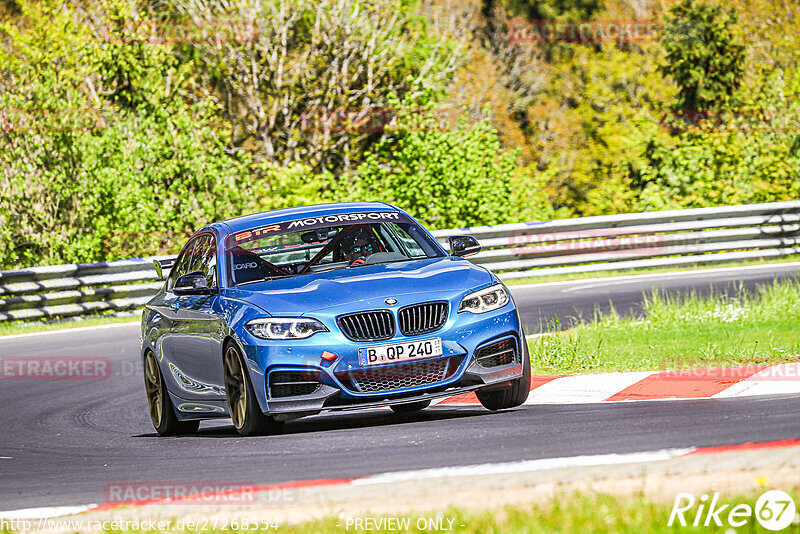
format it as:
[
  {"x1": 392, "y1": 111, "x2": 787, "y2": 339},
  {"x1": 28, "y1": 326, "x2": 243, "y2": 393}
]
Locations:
[
  {"x1": 458, "y1": 284, "x2": 510, "y2": 314},
  {"x1": 246, "y1": 318, "x2": 328, "y2": 340}
]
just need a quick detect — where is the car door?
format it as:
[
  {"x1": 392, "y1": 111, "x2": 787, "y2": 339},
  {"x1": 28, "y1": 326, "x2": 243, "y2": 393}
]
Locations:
[{"x1": 160, "y1": 233, "x2": 227, "y2": 401}]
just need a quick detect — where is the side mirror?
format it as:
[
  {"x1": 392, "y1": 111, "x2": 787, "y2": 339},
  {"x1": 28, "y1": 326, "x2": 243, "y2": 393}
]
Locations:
[
  {"x1": 173, "y1": 271, "x2": 214, "y2": 295},
  {"x1": 449, "y1": 235, "x2": 481, "y2": 257},
  {"x1": 153, "y1": 258, "x2": 175, "y2": 281}
]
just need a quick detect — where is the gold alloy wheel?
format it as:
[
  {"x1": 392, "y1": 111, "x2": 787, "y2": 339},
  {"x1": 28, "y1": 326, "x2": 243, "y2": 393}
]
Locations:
[
  {"x1": 224, "y1": 346, "x2": 247, "y2": 429},
  {"x1": 144, "y1": 352, "x2": 163, "y2": 428}
]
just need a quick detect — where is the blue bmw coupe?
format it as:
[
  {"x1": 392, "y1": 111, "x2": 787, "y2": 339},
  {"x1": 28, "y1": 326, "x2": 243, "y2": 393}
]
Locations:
[{"x1": 141, "y1": 202, "x2": 531, "y2": 436}]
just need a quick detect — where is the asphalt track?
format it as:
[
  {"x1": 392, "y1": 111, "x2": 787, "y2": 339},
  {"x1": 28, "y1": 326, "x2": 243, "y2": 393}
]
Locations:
[{"x1": 1, "y1": 263, "x2": 800, "y2": 511}]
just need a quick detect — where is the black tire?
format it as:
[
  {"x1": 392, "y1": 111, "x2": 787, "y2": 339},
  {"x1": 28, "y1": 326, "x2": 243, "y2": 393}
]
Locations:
[
  {"x1": 390, "y1": 400, "x2": 431, "y2": 414},
  {"x1": 224, "y1": 343, "x2": 283, "y2": 437},
  {"x1": 476, "y1": 337, "x2": 532, "y2": 411},
  {"x1": 144, "y1": 351, "x2": 200, "y2": 436}
]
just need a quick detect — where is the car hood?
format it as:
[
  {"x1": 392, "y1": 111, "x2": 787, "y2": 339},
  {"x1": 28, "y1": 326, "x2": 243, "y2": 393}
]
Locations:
[{"x1": 223, "y1": 257, "x2": 494, "y2": 316}]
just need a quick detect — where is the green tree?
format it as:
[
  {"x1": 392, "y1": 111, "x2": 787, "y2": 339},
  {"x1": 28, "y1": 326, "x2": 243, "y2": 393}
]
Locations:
[
  {"x1": 164, "y1": 0, "x2": 464, "y2": 173},
  {"x1": 248, "y1": 162, "x2": 343, "y2": 213},
  {"x1": 488, "y1": 0, "x2": 601, "y2": 22},
  {"x1": 0, "y1": 0, "x2": 250, "y2": 267},
  {"x1": 630, "y1": 1, "x2": 800, "y2": 211},
  {"x1": 535, "y1": 43, "x2": 673, "y2": 216},
  {"x1": 661, "y1": 0, "x2": 746, "y2": 111},
  {"x1": 352, "y1": 89, "x2": 555, "y2": 229},
  {"x1": 632, "y1": 68, "x2": 800, "y2": 211}
]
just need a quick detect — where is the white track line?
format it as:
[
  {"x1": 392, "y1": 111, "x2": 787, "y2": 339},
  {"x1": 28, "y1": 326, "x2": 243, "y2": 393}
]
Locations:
[
  {"x1": 2, "y1": 450, "x2": 689, "y2": 518},
  {"x1": 508, "y1": 262, "x2": 800, "y2": 292},
  {"x1": 350, "y1": 448, "x2": 695, "y2": 485},
  {"x1": 0, "y1": 321, "x2": 139, "y2": 341},
  {"x1": 0, "y1": 505, "x2": 93, "y2": 519}
]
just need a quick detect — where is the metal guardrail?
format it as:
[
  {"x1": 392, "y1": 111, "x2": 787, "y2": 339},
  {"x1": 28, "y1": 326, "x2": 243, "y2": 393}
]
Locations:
[
  {"x1": 432, "y1": 201, "x2": 800, "y2": 279},
  {"x1": 2, "y1": 201, "x2": 799, "y2": 322},
  {"x1": 0, "y1": 258, "x2": 170, "y2": 322}
]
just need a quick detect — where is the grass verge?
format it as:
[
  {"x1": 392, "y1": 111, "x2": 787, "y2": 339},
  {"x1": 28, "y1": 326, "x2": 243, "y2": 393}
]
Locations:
[
  {"x1": 503, "y1": 255, "x2": 800, "y2": 286},
  {"x1": 278, "y1": 488, "x2": 800, "y2": 533},
  {"x1": 4, "y1": 487, "x2": 796, "y2": 533},
  {"x1": 527, "y1": 277, "x2": 800, "y2": 374}
]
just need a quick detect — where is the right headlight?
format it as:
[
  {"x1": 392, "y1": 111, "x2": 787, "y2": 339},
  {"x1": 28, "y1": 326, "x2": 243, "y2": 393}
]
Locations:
[
  {"x1": 458, "y1": 284, "x2": 510, "y2": 314},
  {"x1": 246, "y1": 318, "x2": 328, "y2": 340}
]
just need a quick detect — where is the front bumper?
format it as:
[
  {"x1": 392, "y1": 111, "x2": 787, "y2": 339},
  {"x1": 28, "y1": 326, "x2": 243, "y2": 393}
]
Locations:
[
  {"x1": 237, "y1": 305, "x2": 525, "y2": 415},
  {"x1": 266, "y1": 356, "x2": 524, "y2": 417}
]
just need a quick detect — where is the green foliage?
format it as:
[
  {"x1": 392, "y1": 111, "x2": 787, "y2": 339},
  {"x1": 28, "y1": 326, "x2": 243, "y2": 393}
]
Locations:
[
  {"x1": 87, "y1": 1, "x2": 193, "y2": 114},
  {"x1": 533, "y1": 43, "x2": 672, "y2": 215},
  {"x1": 0, "y1": 0, "x2": 539, "y2": 269},
  {"x1": 352, "y1": 89, "x2": 554, "y2": 229},
  {"x1": 167, "y1": 0, "x2": 463, "y2": 173},
  {"x1": 0, "y1": 0, "x2": 249, "y2": 267},
  {"x1": 0, "y1": 0, "x2": 96, "y2": 266},
  {"x1": 3, "y1": 0, "x2": 800, "y2": 269},
  {"x1": 248, "y1": 162, "x2": 344, "y2": 213},
  {"x1": 475, "y1": 0, "x2": 798, "y2": 217},
  {"x1": 79, "y1": 105, "x2": 251, "y2": 261},
  {"x1": 633, "y1": 69, "x2": 800, "y2": 210},
  {"x1": 492, "y1": 0, "x2": 602, "y2": 21},
  {"x1": 661, "y1": 0, "x2": 746, "y2": 111}
]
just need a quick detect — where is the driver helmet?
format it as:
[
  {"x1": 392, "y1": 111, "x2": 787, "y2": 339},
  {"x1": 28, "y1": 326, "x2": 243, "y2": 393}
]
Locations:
[{"x1": 341, "y1": 231, "x2": 379, "y2": 262}]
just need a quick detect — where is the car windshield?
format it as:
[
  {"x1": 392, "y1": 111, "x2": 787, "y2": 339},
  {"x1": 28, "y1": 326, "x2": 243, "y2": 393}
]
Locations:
[{"x1": 224, "y1": 212, "x2": 445, "y2": 286}]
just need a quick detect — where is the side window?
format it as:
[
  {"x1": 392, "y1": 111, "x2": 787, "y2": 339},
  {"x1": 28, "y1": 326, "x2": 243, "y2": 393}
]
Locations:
[
  {"x1": 182, "y1": 234, "x2": 217, "y2": 287},
  {"x1": 167, "y1": 238, "x2": 198, "y2": 290},
  {"x1": 388, "y1": 223, "x2": 426, "y2": 258},
  {"x1": 194, "y1": 234, "x2": 218, "y2": 288}
]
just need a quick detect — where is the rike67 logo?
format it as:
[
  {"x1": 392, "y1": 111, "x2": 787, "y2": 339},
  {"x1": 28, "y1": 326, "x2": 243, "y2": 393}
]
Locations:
[{"x1": 669, "y1": 490, "x2": 798, "y2": 531}]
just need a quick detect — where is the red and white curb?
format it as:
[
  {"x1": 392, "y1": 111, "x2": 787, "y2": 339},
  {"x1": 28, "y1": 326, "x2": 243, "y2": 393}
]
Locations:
[
  {"x1": 435, "y1": 362, "x2": 800, "y2": 406},
  {"x1": 3, "y1": 439, "x2": 799, "y2": 520}
]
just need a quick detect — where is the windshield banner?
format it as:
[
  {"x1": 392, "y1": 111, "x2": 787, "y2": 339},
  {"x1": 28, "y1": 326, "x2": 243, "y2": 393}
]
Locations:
[{"x1": 229, "y1": 211, "x2": 406, "y2": 247}]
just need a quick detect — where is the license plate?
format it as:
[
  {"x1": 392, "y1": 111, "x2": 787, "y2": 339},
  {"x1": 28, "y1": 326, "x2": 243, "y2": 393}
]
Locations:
[{"x1": 358, "y1": 338, "x2": 443, "y2": 366}]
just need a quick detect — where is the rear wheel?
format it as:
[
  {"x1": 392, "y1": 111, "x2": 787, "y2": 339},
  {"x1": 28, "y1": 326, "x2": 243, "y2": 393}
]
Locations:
[
  {"x1": 224, "y1": 343, "x2": 283, "y2": 436},
  {"x1": 144, "y1": 351, "x2": 200, "y2": 436},
  {"x1": 476, "y1": 337, "x2": 532, "y2": 411},
  {"x1": 390, "y1": 400, "x2": 431, "y2": 414}
]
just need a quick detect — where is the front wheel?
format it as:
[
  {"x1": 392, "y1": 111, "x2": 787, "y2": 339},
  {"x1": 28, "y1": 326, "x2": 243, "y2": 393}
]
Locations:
[
  {"x1": 224, "y1": 344, "x2": 283, "y2": 437},
  {"x1": 144, "y1": 351, "x2": 200, "y2": 436},
  {"x1": 390, "y1": 400, "x2": 431, "y2": 414},
  {"x1": 476, "y1": 338, "x2": 532, "y2": 411}
]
